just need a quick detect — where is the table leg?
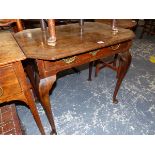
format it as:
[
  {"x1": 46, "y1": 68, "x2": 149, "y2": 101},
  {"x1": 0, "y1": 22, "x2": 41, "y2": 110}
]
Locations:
[
  {"x1": 25, "y1": 64, "x2": 40, "y2": 100},
  {"x1": 37, "y1": 75, "x2": 57, "y2": 135},
  {"x1": 113, "y1": 54, "x2": 118, "y2": 67},
  {"x1": 113, "y1": 51, "x2": 132, "y2": 103},
  {"x1": 13, "y1": 61, "x2": 45, "y2": 135},
  {"x1": 72, "y1": 67, "x2": 81, "y2": 74},
  {"x1": 88, "y1": 61, "x2": 94, "y2": 81},
  {"x1": 24, "y1": 91, "x2": 46, "y2": 135},
  {"x1": 95, "y1": 60, "x2": 100, "y2": 77}
]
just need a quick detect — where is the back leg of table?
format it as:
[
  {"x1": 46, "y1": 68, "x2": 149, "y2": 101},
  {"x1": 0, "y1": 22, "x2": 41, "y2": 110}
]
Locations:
[{"x1": 88, "y1": 61, "x2": 94, "y2": 81}]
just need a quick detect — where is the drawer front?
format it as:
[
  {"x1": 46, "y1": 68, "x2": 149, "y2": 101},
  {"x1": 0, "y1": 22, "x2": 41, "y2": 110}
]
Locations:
[
  {"x1": 0, "y1": 64, "x2": 22, "y2": 102},
  {"x1": 43, "y1": 41, "x2": 131, "y2": 75}
]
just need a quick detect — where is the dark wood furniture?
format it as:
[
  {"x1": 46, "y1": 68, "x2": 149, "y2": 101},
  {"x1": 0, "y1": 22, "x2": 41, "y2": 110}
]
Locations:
[
  {"x1": 88, "y1": 20, "x2": 136, "y2": 88},
  {"x1": 0, "y1": 31, "x2": 45, "y2": 134},
  {"x1": 14, "y1": 22, "x2": 135, "y2": 134},
  {"x1": 0, "y1": 19, "x2": 23, "y2": 32},
  {"x1": 140, "y1": 19, "x2": 155, "y2": 39}
]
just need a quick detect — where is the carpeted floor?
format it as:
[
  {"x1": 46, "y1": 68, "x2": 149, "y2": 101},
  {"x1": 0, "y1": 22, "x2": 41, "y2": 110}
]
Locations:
[{"x1": 16, "y1": 27, "x2": 155, "y2": 135}]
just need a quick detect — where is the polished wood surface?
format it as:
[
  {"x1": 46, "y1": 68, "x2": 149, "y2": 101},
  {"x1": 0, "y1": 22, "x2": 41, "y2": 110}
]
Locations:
[
  {"x1": 0, "y1": 31, "x2": 45, "y2": 134},
  {"x1": 95, "y1": 19, "x2": 137, "y2": 29},
  {"x1": 0, "y1": 31, "x2": 25, "y2": 65},
  {"x1": 14, "y1": 22, "x2": 135, "y2": 60},
  {"x1": 43, "y1": 41, "x2": 132, "y2": 76},
  {"x1": 14, "y1": 22, "x2": 135, "y2": 134}
]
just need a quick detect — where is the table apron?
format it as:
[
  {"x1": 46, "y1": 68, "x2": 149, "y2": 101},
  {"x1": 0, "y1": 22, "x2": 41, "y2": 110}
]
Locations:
[{"x1": 38, "y1": 41, "x2": 132, "y2": 77}]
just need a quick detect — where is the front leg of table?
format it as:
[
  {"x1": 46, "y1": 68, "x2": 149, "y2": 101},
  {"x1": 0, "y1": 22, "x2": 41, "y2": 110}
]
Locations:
[
  {"x1": 37, "y1": 75, "x2": 57, "y2": 135},
  {"x1": 113, "y1": 51, "x2": 132, "y2": 103},
  {"x1": 13, "y1": 61, "x2": 46, "y2": 135},
  {"x1": 23, "y1": 90, "x2": 46, "y2": 135}
]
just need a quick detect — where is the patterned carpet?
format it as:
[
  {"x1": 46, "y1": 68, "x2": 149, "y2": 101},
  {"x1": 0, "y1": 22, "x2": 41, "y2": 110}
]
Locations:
[{"x1": 16, "y1": 28, "x2": 155, "y2": 135}]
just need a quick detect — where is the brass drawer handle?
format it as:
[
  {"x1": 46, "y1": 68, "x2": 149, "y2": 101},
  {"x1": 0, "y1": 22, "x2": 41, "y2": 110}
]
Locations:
[
  {"x1": 62, "y1": 56, "x2": 76, "y2": 64},
  {"x1": 0, "y1": 87, "x2": 3, "y2": 97},
  {"x1": 89, "y1": 50, "x2": 99, "y2": 56},
  {"x1": 110, "y1": 44, "x2": 120, "y2": 50}
]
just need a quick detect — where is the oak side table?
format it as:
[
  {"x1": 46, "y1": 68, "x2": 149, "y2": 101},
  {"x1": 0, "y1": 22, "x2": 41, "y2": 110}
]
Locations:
[{"x1": 0, "y1": 31, "x2": 45, "y2": 134}]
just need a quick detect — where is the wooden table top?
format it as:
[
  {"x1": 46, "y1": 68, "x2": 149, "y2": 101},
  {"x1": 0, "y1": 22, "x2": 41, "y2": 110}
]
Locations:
[
  {"x1": 14, "y1": 22, "x2": 135, "y2": 61},
  {"x1": 0, "y1": 31, "x2": 26, "y2": 66},
  {"x1": 95, "y1": 19, "x2": 137, "y2": 29}
]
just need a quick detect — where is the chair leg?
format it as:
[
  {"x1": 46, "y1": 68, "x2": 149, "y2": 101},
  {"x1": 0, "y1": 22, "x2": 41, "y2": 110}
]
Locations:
[
  {"x1": 140, "y1": 27, "x2": 145, "y2": 39},
  {"x1": 140, "y1": 20, "x2": 147, "y2": 39}
]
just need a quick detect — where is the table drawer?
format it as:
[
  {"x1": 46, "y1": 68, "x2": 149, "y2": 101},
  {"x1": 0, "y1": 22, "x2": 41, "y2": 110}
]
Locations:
[
  {"x1": 0, "y1": 64, "x2": 22, "y2": 102},
  {"x1": 43, "y1": 41, "x2": 131, "y2": 75}
]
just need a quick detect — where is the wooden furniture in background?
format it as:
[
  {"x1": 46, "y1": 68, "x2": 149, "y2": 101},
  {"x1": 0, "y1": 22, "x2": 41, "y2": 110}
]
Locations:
[
  {"x1": 95, "y1": 19, "x2": 137, "y2": 29},
  {"x1": 0, "y1": 31, "x2": 45, "y2": 134},
  {"x1": 14, "y1": 22, "x2": 135, "y2": 134},
  {"x1": 140, "y1": 19, "x2": 155, "y2": 39},
  {"x1": 0, "y1": 19, "x2": 23, "y2": 32}
]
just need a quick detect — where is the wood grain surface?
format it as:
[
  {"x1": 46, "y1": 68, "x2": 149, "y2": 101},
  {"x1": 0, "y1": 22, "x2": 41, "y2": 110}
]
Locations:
[
  {"x1": 14, "y1": 22, "x2": 135, "y2": 60},
  {"x1": 0, "y1": 31, "x2": 25, "y2": 65}
]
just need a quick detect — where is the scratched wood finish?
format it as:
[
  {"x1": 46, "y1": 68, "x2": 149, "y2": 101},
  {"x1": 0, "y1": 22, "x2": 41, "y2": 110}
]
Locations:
[
  {"x1": 0, "y1": 31, "x2": 25, "y2": 65},
  {"x1": 14, "y1": 22, "x2": 135, "y2": 60}
]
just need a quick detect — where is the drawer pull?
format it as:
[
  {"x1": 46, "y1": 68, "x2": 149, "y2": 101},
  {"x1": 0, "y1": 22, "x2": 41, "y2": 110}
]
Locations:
[
  {"x1": 89, "y1": 50, "x2": 99, "y2": 56},
  {"x1": 110, "y1": 44, "x2": 120, "y2": 50},
  {"x1": 62, "y1": 56, "x2": 76, "y2": 64},
  {"x1": 0, "y1": 87, "x2": 3, "y2": 97}
]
